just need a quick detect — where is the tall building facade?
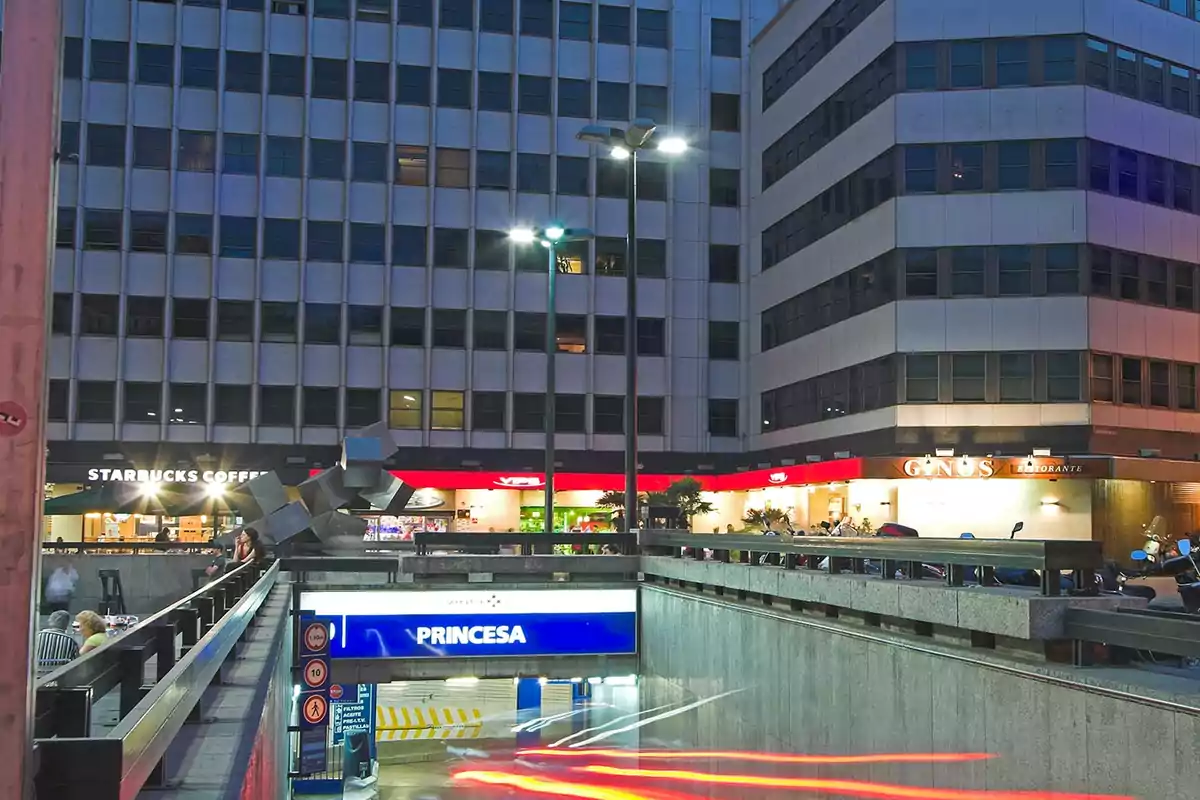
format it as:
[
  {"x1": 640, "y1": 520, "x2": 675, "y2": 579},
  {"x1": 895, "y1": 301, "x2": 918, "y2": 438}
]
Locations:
[
  {"x1": 33, "y1": 0, "x2": 787, "y2": 482},
  {"x1": 750, "y1": 0, "x2": 1200, "y2": 462}
]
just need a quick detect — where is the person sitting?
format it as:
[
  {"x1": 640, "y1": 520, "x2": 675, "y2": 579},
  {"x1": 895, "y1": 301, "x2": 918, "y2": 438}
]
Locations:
[
  {"x1": 36, "y1": 610, "x2": 79, "y2": 673},
  {"x1": 76, "y1": 610, "x2": 109, "y2": 655}
]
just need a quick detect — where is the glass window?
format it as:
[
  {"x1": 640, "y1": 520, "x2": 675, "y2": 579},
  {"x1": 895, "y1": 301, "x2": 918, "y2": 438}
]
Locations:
[
  {"x1": 432, "y1": 309, "x2": 467, "y2": 348},
  {"x1": 354, "y1": 61, "x2": 390, "y2": 103},
  {"x1": 304, "y1": 303, "x2": 342, "y2": 344},
  {"x1": 597, "y1": 81, "x2": 630, "y2": 120},
  {"x1": 599, "y1": 5, "x2": 630, "y2": 44},
  {"x1": 1115, "y1": 48, "x2": 1138, "y2": 97},
  {"x1": 1047, "y1": 352, "x2": 1081, "y2": 402},
  {"x1": 554, "y1": 394, "x2": 586, "y2": 433},
  {"x1": 1149, "y1": 360, "x2": 1171, "y2": 408},
  {"x1": 225, "y1": 50, "x2": 263, "y2": 93},
  {"x1": 397, "y1": 65, "x2": 431, "y2": 105},
  {"x1": 1090, "y1": 247, "x2": 1113, "y2": 296},
  {"x1": 475, "y1": 230, "x2": 509, "y2": 271},
  {"x1": 711, "y1": 92, "x2": 740, "y2": 132},
  {"x1": 1045, "y1": 140, "x2": 1078, "y2": 189},
  {"x1": 557, "y1": 156, "x2": 590, "y2": 195},
  {"x1": 435, "y1": 148, "x2": 469, "y2": 188},
  {"x1": 476, "y1": 150, "x2": 511, "y2": 191},
  {"x1": 478, "y1": 71, "x2": 512, "y2": 112},
  {"x1": 520, "y1": 0, "x2": 552, "y2": 37},
  {"x1": 1143, "y1": 56, "x2": 1165, "y2": 105},
  {"x1": 996, "y1": 39, "x2": 1029, "y2": 86},
  {"x1": 83, "y1": 210, "x2": 123, "y2": 251},
  {"x1": 638, "y1": 239, "x2": 666, "y2": 278},
  {"x1": 347, "y1": 305, "x2": 383, "y2": 345},
  {"x1": 1042, "y1": 37, "x2": 1076, "y2": 84},
  {"x1": 176, "y1": 214, "x2": 214, "y2": 255},
  {"x1": 708, "y1": 399, "x2": 737, "y2": 437},
  {"x1": 595, "y1": 238, "x2": 626, "y2": 277},
  {"x1": 47, "y1": 380, "x2": 69, "y2": 423},
  {"x1": 517, "y1": 153, "x2": 551, "y2": 193},
  {"x1": 950, "y1": 248, "x2": 985, "y2": 296},
  {"x1": 1118, "y1": 252, "x2": 1139, "y2": 300},
  {"x1": 441, "y1": 0, "x2": 474, "y2": 29},
  {"x1": 998, "y1": 246, "x2": 1032, "y2": 296},
  {"x1": 1176, "y1": 162, "x2": 1195, "y2": 212},
  {"x1": 594, "y1": 316, "x2": 624, "y2": 353},
  {"x1": 472, "y1": 391, "x2": 507, "y2": 430},
  {"x1": 519, "y1": 75, "x2": 551, "y2": 114},
  {"x1": 597, "y1": 159, "x2": 628, "y2": 198},
  {"x1": 136, "y1": 43, "x2": 173, "y2": 86},
  {"x1": 710, "y1": 18, "x2": 740, "y2": 58},
  {"x1": 314, "y1": 0, "x2": 350, "y2": 18},
  {"x1": 392, "y1": 225, "x2": 426, "y2": 266},
  {"x1": 124, "y1": 382, "x2": 161, "y2": 423},
  {"x1": 309, "y1": 139, "x2": 345, "y2": 180},
  {"x1": 710, "y1": 168, "x2": 739, "y2": 206},
  {"x1": 350, "y1": 223, "x2": 386, "y2": 264},
  {"x1": 345, "y1": 388, "x2": 381, "y2": 428},
  {"x1": 168, "y1": 383, "x2": 207, "y2": 425},
  {"x1": 950, "y1": 42, "x2": 983, "y2": 88},
  {"x1": 92, "y1": 40, "x2": 130, "y2": 82},
  {"x1": 390, "y1": 307, "x2": 426, "y2": 346},
  {"x1": 481, "y1": 0, "x2": 513, "y2": 33},
  {"x1": 709, "y1": 245, "x2": 739, "y2": 283},
  {"x1": 56, "y1": 208, "x2": 76, "y2": 249},
  {"x1": 557, "y1": 78, "x2": 591, "y2": 118},
  {"x1": 906, "y1": 43, "x2": 937, "y2": 90},
  {"x1": 636, "y1": 318, "x2": 665, "y2": 356},
  {"x1": 1115, "y1": 148, "x2": 1139, "y2": 199},
  {"x1": 357, "y1": 0, "x2": 391, "y2": 20},
  {"x1": 636, "y1": 84, "x2": 668, "y2": 123},
  {"x1": 269, "y1": 54, "x2": 306, "y2": 96},
  {"x1": 1045, "y1": 245, "x2": 1079, "y2": 295},
  {"x1": 261, "y1": 301, "x2": 298, "y2": 342},
  {"x1": 997, "y1": 141, "x2": 1030, "y2": 191},
  {"x1": 266, "y1": 136, "x2": 303, "y2": 177},
  {"x1": 1146, "y1": 258, "x2": 1168, "y2": 306},
  {"x1": 950, "y1": 144, "x2": 983, "y2": 192},
  {"x1": 560, "y1": 1, "x2": 591, "y2": 40},
  {"x1": 178, "y1": 131, "x2": 216, "y2": 172},
  {"x1": 951, "y1": 354, "x2": 985, "y2": 401},
  {"x1": 594, "y1": 395, "x2": 624, "y2": 434},
  {"x1": 1174, "y1": 262, "x2": 1195, "y2": 310},
  {"x1": 905, "y1": 354, "x2": 939, "y2": 402},
  {"x1": 1085, "y1": 39, "x2": 1110, "y2": 89},
  {"x1": 1178, "y1": 364, "x2": 1197, "y2": 410},
  {"x1": 302, "y1": 388, "x2": 339, "y2": 427},
  {"x1": 76, "y1": 382, "x2": 116, "y2": 422},
  {"x1": 904, "y1": 249, "x2": 938, "y2": 297},
  {"x1": 514, "y1": 312, "x2": 546, "y2": 350},
  {"x1": 473, "y1": 310, "x2": 508, "y2": 349},
  {"x1": 223, "y1": 133, "x2": 259, "y2": 175},
  {"x1": 217, "y1": 300, "x2": 255, "y2": 341},
  {"x1": 1170, "y1": 65, "x2": 1191, "y2": 113},
  {"x1": 173, "y1": 298, "x2": 210, "y2": 340},
  {"x1": 438, "y1": 68, "x2": 472, "y2": 108},
  {"x1": 398, "y1": 0, "x2": 433, "y2": 25},
  {"x1": 638, "y1": 396, "x2": 665, "y2": 435},
  {"x1": 1147, "y1": 156, "x2": 1167, "y2": 205},
  {"x1": 395, "y1": 145, "x2": 429, "y2": 186},
  {"x1": 556, "y1": 314, "x2": 588, "y2": 352},
  {"x1": 513, "y1": 393, "x2": 544, "y2": 431},
  {"x1": 637, "y1": 9, "x2": 669, "y2": 49},
  {"x1": 388, "y1": 391, "x2": 422, "y2": 429},
  {"x1": 80, "y1": 294, "x2": 120, "y2": 335},
  {"x1": 130, "y1": 212, "x2": 168, "y2": 253},
  {"x1": 87, "y1": 124, "x2": 126, "y2": 167},
  {"x1": 1089, "y1": 140, "x2": 1112, "y2": 192},
  {"x1": 433, "y1": 227, "x2": 469, "y2": 268},
  {"x1": 352, "y1": 141, "x2": 388, "y2": 183},
  {"x1": 263, "y1": 218, "x2": 301, "y2": 260},
  {"x1": 707, "y1": 321, "x2": 739, "y2": 360},
  {"x1": 181, "y1": 47, "x2": 219, "y2": 89},
  {"x1": 998, "y1": 352, "x2": 1033, "y2": 401},
  {"x1": 905, "y1": 146, "x2": 937, "y2": 193},
  {"x1": 60, "y1": 122, "x2": 80, "y2": 162},
  {"x1": 63, "y1": 37, "x2": 84, "y2": 80},
  {"x1": 1121, "y1": 356, "x2": 1142, "y2": 404},
  {"x1": 259, "y1": 386, "x2": 295, "y2": 427},
  {"x1": 431, "y1": 390, "x2": 465, "y2": 430},
  {"x1": 307, "y1": 221, "x2": 344, "y2": 262}
]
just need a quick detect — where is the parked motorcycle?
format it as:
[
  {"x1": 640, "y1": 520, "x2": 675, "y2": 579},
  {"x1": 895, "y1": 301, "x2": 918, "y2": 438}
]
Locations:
[{"x1": 1129, "y1": 538, "x2": 1200, "y2": 612}]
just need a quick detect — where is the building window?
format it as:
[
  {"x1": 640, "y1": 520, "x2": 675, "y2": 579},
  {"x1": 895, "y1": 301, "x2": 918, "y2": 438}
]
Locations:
[
  {"x1": 1175, "y1": 263, "x2": 1195, "y2": 310},
  {"x1": 517, "y1": 153, "x2": 551, "y2": 193},
  {"x1": 555, "y1": 395, "x2": 586, "y2": 433},
  {"x1": 63, "y1": 37, "x2": 84, "y2": 80},
  {"x1": 83, "y1": 210, "x2": 123, "y2": 251},
  {"x1": 950, "y1": 41, "x2": 983, "y2": 88},
  {"x1": 472, "y1": 391, "x2": 506, "y2": 430},
  {"x1": 435, "y1": 148, "x2": 470, "y2": 188},
  {"x1": 225, "y1": 50, "x2": 263, "y2": 93},
  {"x1": 1177, "y1": 363, "x2": 1197, "y2": 410},
  {"x1": 710, "y1": 18, "x2": 740, "y2": 58},
  {"x1": 1089, "y1": 140, "x2": 1112, "y2": 192},
  {"x1": 175, "y1": 214, "x2": 213, "y2": 255},
  {"x1": 350, "y1": 223, "x2": 386, "y2": 264},
  {"x1": 259, "y1": 386, "x2": 295, "y2": 426},
  {"x1": 1118, "y1": 252, "x2": 1139, "y2": 301},
  {"x1": 357, "y1": 0, "x2": 390, "y2": 21},
  {"x1": 1047, "y1": 352, "x2": 1081, "y2": 401},
  {"x1": 1121, "y1": 357, "x2": 1142, "y2": 404},
  {"x1": 305, "y1": 303, "x2": 342, "y2": 345},
  {"x1": 513, "y1": 393, "x2": 544, "y2": 431},
  {"x1": 178, "y1": 131, "x2": 216, "y2": 172},
  {"x1": 124, "y1": 383, "x2": 161, "y2": 423},
  {"x1": 76, "y1": 381, "x2": 115, "y2": 422},
  {"x1": 440, "y1": 0, "x2": 474, "y2": 29},
  {"x1": 313, "y1": 0, "x2": 350, "y2": 18},
  {"x1": 388, "y1": 391, "x2": 422, "y2": 429},
  {"x1": 432, "y1": 309, "x2": 467, "y2": 347},
  {"x1": 997, "y1": 141, "x2": 1030, "y2": 191},
  {"x1": 476, "y1": 150, "x2": 512, "y2": 191},
  {"x1": 998, "y1": 353, "x2": 1033, "y2": 401},
  {"x1": 51, "y1": 294, "x2": 73, "y2": 335},
  {"x1": 393, "y1": 225, "x2": 426, "y2": 266},
  {"x1": 599, "y1": 5, "x2": 630, "y2": 44},
  {"x1": 518, "y1": 75, "x2": 551, "y2": 114},
  {"x1": 1045, "y1": 140, "x2": 1078, "y2": 188},
  {"x1": 1090, "y1": 353, "x2": 1114, "y2": 402},
  {"x1": 130, "y1": 212, "x2": 168, "y2": 253},
  {"x1": 950, "y1": 248, "x2": 985, "y2": 296},
  {"x1": 87, "y1": 124, "x2": 126, "y2": 167},
  {"x1": 429, "y1": 388, "x2": 465, "y2": 429},
  {"x1": 173, "y1": 299, "x2": 210, "y2": 340},
  {"x1": 391, "y1": 307, "x2": 426, "y2": 346},
  {"x1": 556, "y1": 314, "x2": 587, "y2": 352},
  {"x1": 181, "y1": 47, "x2": 219, "y2": 89},
  {"x1": 395, "y1": 145, "x2": 429, "y2": 186},
  {"x1": 557, "y1": 156, "x2": 590, "y2": 195},
  {"x1": 217, "y1": 300, "x2": 254, "y2": 341},
  {"x1": 1170, "y1": 64, "x2": 1192, "y2": 113},
  {"x1": 594, "y1": 238, "x2": 625, "y2": 277},
  {"x1": 269, "y1": 54, "x2": 306, "y2": 96},
  {"x1": 905, "y1": 146, "x2": 937, "y2": 193},
  {"x1": 1116, "y1": 48, "x2": 1138, "y2": 97},
  {"x1": 223, "y1": 133, "x2": 259, "y2": 175},
  {"x1": 637, "y1": 162, "x2": 668, "y2": 201},
  {"x1": 1089, "y1": 247, "x2": 1113, "y2": 296},
  {"x1": 91, "y1": 40, "x2": 130, "y2": 82},
  {"x1": 475, "y1": 230, "x2": 509, "y2": 271},
  {"x1": 710, "y1": 168, "x2": 739, "y2": 206},
  {"x1": 347, "y1": 305, "x2": 383, "y2": 346},
  {"x1": 711, "y1": 92, "x2": 739, "y2": 132},
  {"x1": 47, "y1": 380, "x2": 69, "y2": 422},
  {"x1": 555, "y1": 242, "x2": 588, "y2": 276},
  {"x1": 473, "y1": 310, "x2": 508, "y2": 349},
  {"x1": 638, "y1": 396, "x2": 665, "y2": 435},
  {"x1": 80, "y1": 294, "x2": 120, "y2": 336},
  {"x1": 995, "y1": 39, "x2": 1029, "y2": 86},
  {"x1": 1115, "y1": 147, "x2": 1139, "y2": 199},
  {"x1": 951, "y1": 354, "x2": 985, "y2": 401},
  {"x1": 1146, "y1": 258, "x2": 1169, "y2": 306},
  {"x1": 126, "y1": 296, "x2": 164, "y2": 337},
  {"x1": 433, "y1": 228, "x2": 469, "y2": 268},
  {"x1": 635, "y1": 84, "x2": 668, "y2": 122},
  {"x1": 1045, "y1": 245, "x2": 1079, "y2": 294},
  {"x1": 950, "y1": 144, "x2": 983, "y2": 192},
  {"x1": 559, "y1": 1, "x2": 591, "y2": 40},
  {"x1": 1144, "y1": 56, "x2": 1165, "y2": 105},
  {"x1": 998, "y1": 246, "x2": 1032, "y2": 296},
  {"x1": 905, "y1": 354, "x2": 939, "y2": 402},
  {"x1": 310, "y1": 139, "x2": 346, "y2": 181},
  {"x1": 1043, "y1": 37, "x2": 1076, "y2": 84},
  {"x1": 597, "y1": 160, "x2": 627, "y2": 198},
  {"x1": 708, "y1": 399, "x2": 737, "y2": 437},
  {"x1": 169, "y1": 383, "x2": 207, "y2": 425},
  {"x1": 60, "y1": 122, "x2": 80, "y2": 162},
  {"x1": 481, "y1": 0, "x2": 513, "y2": 33},
  {"x1": 312, "y1": 57, "x2": 348, "y2": 100},
  {"x1": 352, "y1": 141, "x2": 389, "y2": 183},
  {"x1": 263, "y1": 218, "x2": 301, "y2": 260},
  {"x1": 215, "y1": 385, "x2": 252, "y2": 425},
  {"x1": 637, "y1": 318, "x2": 665, "y2": 356},
  {"x1": 1085, "y1": 39, "x2": 1110, "y2": 90},
  {"x1": 345, "y1": 389, "x2": 381, "y2": 428},
  {"x1": 438, "y1": 68, "x2": 473, "y2": 108},
  {"x1": 557, "y1": 78, "x2": 591, "y2": 118},
  {"x1": 906, "y1": 43, "x2": 937, "y2": 90},
  {"x1": 307, "y1": 221, "x2": 344, "y2": 262},
  {"x1": 1174, "y1": 162, "x2": 1194, "y2": 212},
  {"x1": 478, "y1": 71, "x2": 512, "y2": 112},
  {"x1": 302, "y1": 388, "x2": 338, "y2": 427},
  {"x1": 261, "y1": 301, "x2": 298, "y2": 342},
  {"x1": 514, "y1": 312, "x2": 545, "y2": 351},
  {"x1": 637, "y1": 9, "x2": 669, "y2": 49},
  {"x1": 595, "y1": 316, "x2": 624, "y2": 354},
  {"x1": 637, "y1": 239, "x2": 666, "y2": 278},
  {"x1": 593, "y1": 395, "x2": 623, "y2": 434},
  {"x1": 709, "y1": 245, "x2": 739, "y2": 283},
  {"x1": 1149, "y1": 360, "x2": 1171, "y2": 408},
  {"x1": 134, "y1": 43, "x2": 173, "y2": 86},
  {"x1": 904, "y1": 249, "x2": 938, "y2": 297},
  {"x1": 265, "y1": 136, "x2": 302, "y2": 178},
  {"x1": 597, "y1": 81, "x2": 630, "y2": 120},
  {"x1": 708, "y1": 321, "x2": 738, "y2": 360},
  {"x1": 397, "y1": 65, "x2": 431, "y2": 105},
  {"x1": 520, "y1": 0, "x2": 552, "y2": 37},
  {"x1": 56, "y1": 208, "x2": 76, "y2": 249}
]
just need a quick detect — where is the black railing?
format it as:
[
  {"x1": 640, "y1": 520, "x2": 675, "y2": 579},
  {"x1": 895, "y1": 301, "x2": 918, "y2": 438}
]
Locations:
[
  {"x1": 413, "y1": 531, "x2": 637, "y2": 555},
  {"x1": 42, "y1": 540, "x2": 223, "y2": 554},
  {"x1": 640, "y1": 531, "x2": 1105, "y2": 596},
  {"x1": 1064, "y1": 607, "x2": 1200, "y2": 663},
  {"x1": 33, "y1": 560, "x2": 280, "y2": 800}
]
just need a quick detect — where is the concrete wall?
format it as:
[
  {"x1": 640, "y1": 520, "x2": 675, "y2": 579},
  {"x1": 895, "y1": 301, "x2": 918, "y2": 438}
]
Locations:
[
  {"x1": 640, "y1": 586, "x2": 1198, "y2": 799},
  {"x1": 40, "y1": 554, "x2": 215, "y2": 615}
]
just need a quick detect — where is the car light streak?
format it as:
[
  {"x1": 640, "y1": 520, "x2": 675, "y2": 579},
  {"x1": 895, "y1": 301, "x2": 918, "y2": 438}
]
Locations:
[
  {"x1": 518, "y1": 748, "x2": 997, "y2": 765},
  {"x1": 576, "y1": 766, "x2": 1137, "y2": 800},
  {"x1": 452, "y1": 769, "x2": 700, "y2": 800}
]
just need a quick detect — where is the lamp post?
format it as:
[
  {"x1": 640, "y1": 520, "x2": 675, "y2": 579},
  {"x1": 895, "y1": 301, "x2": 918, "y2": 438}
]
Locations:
[
  {"x1": 509, "y1": 225, "x2": 594, "y2": 535},
  {"x1": 576, "y1": 120, "x2": 687, "y2": 531}
]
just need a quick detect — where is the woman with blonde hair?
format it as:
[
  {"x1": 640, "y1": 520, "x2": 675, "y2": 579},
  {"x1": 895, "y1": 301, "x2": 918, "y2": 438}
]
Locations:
[{"x1": 75, "y1": 610, "x2": 108, "y2": 654}]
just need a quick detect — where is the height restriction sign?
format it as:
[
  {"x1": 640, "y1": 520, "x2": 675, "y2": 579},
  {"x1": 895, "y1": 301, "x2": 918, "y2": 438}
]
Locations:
[{"x1": 301, "y1": 620, "x2": 330, "y2": 656}]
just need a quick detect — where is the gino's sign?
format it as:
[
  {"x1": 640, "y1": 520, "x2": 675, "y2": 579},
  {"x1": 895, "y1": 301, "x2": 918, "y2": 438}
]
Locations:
[{"x1": 901, "y1": 457, "x2": 996, "y2": 478}]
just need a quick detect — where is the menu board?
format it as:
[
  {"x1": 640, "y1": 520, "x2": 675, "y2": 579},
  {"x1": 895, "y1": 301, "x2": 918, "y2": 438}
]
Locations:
[{"x1": 364, "y1": 515, "x2": 449, "y2": 541}]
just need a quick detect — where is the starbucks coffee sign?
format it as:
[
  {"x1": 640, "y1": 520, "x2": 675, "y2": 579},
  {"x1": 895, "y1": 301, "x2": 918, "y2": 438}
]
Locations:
[{"x1": 87, "y1": 467, "x2": 269, "y2": 485}]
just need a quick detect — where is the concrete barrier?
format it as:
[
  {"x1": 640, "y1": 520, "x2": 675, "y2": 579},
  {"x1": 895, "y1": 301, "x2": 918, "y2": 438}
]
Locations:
[{"x1": 40, "y1": 553, "x2": 216, "y2": 615}]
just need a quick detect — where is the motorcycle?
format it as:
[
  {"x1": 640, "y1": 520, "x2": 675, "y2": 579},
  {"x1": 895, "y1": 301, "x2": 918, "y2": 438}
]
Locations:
[{"x1": 1129, "y1": 537, "x2": 1200, "y2": 613}]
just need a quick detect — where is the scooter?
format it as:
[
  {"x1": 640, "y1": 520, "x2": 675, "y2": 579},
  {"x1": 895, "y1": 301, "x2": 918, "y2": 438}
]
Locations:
[{"x1": 1129, "y1": 538, "x2": 1200, "y2": 612}]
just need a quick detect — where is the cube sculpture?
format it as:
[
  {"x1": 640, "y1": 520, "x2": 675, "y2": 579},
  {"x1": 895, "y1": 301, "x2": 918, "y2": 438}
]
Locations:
[{"x1": 224, "y1": 424, "x2": 416, "y2": 553}]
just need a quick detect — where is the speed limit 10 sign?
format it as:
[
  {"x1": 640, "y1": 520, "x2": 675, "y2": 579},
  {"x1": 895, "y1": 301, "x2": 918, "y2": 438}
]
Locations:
[{"x1": 303, "y1": 658, "x2": 329, "y2": 690}]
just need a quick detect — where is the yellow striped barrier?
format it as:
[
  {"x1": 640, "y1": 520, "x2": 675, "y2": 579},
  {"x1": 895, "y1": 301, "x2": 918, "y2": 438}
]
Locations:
[
  {"x1": 375, "y1": 705, "x2": 484, "y2": 730},
  {"x1": 376, "y1": 726, "x2": 483, "y2": 741}
]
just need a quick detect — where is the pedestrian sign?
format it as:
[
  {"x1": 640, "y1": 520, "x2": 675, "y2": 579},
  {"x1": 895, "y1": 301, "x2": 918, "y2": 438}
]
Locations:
[
  {"x1": 301, "y1": 693, "x2": 329, "y2": 728},
  {"x1": 302, "y1": 657, "x2": 329, "y2": 690},
  {"x1": 302, "y1": 621, "x2": 330, "y2": 656}
]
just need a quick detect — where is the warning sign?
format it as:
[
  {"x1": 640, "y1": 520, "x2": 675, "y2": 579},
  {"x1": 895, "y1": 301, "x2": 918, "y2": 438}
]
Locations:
[
  {"x1": 301, "y1": 693, "x2": 329, "y2": 728},
  {"x1": 303, "y1": 658, "x2": 329, "y2": 690},
  {"x1": 302, "y1": 621, "x2": 329, "y2": 656}
]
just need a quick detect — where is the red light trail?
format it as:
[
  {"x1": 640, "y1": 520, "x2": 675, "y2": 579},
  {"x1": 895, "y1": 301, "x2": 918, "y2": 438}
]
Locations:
[
  {"x1": 451, "y1": 769, "x2": 699, "y2": 800},
  {"x1": 576, "y1": 766, "x2": 1137, "y2": 800},
  {"x1": 518, "y1": 748, "x2": 997, "y2": 765}
]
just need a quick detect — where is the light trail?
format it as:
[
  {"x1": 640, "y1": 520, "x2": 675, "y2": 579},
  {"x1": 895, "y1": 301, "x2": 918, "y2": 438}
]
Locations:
[
  {"x1": 544, "y1": 701, "x2": 680, "y2": 748},
  {"x1": 452, "y1": 769, "x2": 700, "y2": 800},
  {"x1": 576, "y1": 765, "x2": 1138, "y2": 800},
  {"x1": 519, "y1": 747, "x2": 997, "y2": 765},
  {"x1": 565, "y1": 689, "x2": 746, "y2": 748}
]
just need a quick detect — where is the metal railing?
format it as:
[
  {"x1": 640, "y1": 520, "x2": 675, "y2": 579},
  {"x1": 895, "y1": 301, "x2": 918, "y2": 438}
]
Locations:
[
  {"x1": 33, "y1": 560, "x2": 280, "y2": 800},
  {"x1": 413, "y1": 530, "x2": 637, "y2": 555},
  {"x1": 41, "y1": 541, "x2": 223, "y2": 555},
  {"x1": 640, "y1": 531, "x2": 1105, "y2": 596},
  {"x1": 1064, "y1": 607, "x2": 1200, "y2": 663}
]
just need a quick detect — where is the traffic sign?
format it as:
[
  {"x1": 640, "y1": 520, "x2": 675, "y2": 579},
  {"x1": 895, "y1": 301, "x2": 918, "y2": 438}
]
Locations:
[
  {"x1": 302, "y1": 657, "x2": 329, "y2": 690},
  {"x1": 301, "y1": 693, "x2": 329, "y2": 728},
  {"x1": 329, "y1": 684, "x2": 344, "y2": 701},
  {"x1": 301, "y1": 621, "x2": 330, "y2": 656}
]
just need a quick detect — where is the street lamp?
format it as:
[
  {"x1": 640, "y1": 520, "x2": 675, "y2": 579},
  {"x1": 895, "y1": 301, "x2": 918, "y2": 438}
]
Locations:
[
  {"x1": 508, "y1": 224, "x2": 595, "y2": 535},
  {"x1": 576, "y1": 119, "x2": 688, "y2": 531}
]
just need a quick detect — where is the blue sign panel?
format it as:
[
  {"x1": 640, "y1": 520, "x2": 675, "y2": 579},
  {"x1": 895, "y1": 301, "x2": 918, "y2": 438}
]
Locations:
[
  {"x1": 332, "y1": 684, "x2": 375, "y2": 746},
  {"x1": 299, "y1": 589, "x2": 638, "y2": 660}
]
